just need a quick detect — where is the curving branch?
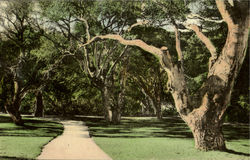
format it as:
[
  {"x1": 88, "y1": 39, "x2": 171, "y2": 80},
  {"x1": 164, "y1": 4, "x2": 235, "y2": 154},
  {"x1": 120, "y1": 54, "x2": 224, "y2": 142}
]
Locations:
[
  {"x1": 188, "y1": 24, "x2": 217, "y2": 59},
  {"x1": 77, "y1": 16, "x2": 91, "y2": 42},
  {"x1": 83, "y1": 46, "x2": 94, "y2": 78},
  {"x1": 215, "y1": 0, "x2": 234, "y2": 27},
  {"x1": 80, "y1": 34, "x2": 164, "y2": 59},
  {"x1": 127, "y1": 20, "x2": 149, "y2": 32},
  {"x1": 172, "y1": 21, "x2": 183, "y2": 62},
  {"x1": 187, "y1": 13, "x2": 223, "y2": 24}
]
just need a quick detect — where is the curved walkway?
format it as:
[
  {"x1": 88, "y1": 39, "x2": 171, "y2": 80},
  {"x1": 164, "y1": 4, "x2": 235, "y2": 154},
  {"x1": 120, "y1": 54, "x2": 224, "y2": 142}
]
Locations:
[{"x1": 37, "y1": 120, "x2": 112, "y2": 160}]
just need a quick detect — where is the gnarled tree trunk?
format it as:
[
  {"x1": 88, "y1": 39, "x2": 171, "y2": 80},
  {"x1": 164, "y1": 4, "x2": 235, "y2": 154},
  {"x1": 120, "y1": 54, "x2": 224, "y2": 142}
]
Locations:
[
  {"x1": 163, "y1": 0, "x2": 249, "y2": 151},
  {"x1": 169, "y1": 0, "x2": 249, "y2": 149},
  {"x1": 167, "y1": 63, "x2": 228, "y2": 150},
  {"x1": 1, "y1": 80, "x2": 23, "y2": 125},
  {"x1": 187, "y1": 107, "x2": 226, "y2": 150}
]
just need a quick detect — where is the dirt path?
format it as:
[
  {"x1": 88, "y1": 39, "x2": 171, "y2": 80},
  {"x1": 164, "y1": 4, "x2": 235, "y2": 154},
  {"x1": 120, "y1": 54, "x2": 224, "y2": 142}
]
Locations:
[{"x1": 36, "y1": 120, "x2": 112, "y2": 160}]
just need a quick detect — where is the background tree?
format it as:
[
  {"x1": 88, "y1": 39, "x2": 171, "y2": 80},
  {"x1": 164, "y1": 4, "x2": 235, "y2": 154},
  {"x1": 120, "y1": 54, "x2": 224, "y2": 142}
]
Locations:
[
  {"x1": 0, "y1": 0, "x2": 42, "y2": 124},
  {"x1": 127, "y1": 50, "x2": 169, "y2": 119},
  {"x1": 39, "y1": 0, "x2": 138, "y2": 123}
]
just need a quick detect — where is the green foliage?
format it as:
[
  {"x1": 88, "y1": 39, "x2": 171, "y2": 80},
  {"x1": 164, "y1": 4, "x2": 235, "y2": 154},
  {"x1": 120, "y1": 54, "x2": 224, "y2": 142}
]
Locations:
[
  {"x1": 39, "y1": 0, "x2": 74, "y2": 21},
  {"x1": 143, "y1": 0, "x2": 190, "y2": 23},
  {"x1": 237, "y1": 95, "x2": 249, "y2": 110},
  {"x1": 225, "y1": 53, "x2": 249, "y2": 123},
  {"x1": 20, "y1": 93, "x2": 35, "y2": 114},
  {"x1": 0, "y1": 40, "x2": 20, "y2": 67}
]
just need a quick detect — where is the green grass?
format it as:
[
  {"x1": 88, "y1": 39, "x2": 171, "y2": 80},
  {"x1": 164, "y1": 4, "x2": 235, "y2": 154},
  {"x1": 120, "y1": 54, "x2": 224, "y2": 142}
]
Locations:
[
  {"x1": 0, "y1": 114, "x2": 63, "y2": 159},
  {"x1": 79, "y1": 116, "x2": 250, "y2": 160}
]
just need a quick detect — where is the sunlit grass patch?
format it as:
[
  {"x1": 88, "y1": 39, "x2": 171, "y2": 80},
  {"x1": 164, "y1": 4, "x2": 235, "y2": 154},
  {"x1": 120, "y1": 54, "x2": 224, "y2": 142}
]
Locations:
[{"x1": 0, "y1": 114, "x2": 63, "y2": 159}]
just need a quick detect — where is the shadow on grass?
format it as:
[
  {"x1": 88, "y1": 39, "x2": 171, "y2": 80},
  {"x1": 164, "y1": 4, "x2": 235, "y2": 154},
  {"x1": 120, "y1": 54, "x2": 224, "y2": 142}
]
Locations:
[
  {"x1": 76, "y1": 116, "x2": 249, "y2": 141},
  {"x1": 225, "y1": 149, "x2": 250, "y2": 157},
  {"x1": 76, "y1": 116, "x2": 250, "y2": 157},
  {"x1": 0, "y1": 115, "x2": 63, "y2": 137},
  {"x1": 223, "y1": 123, "x2": 250, "y2": 140},
  {"x1": 0, "y1": 156, "x2": 31, "y2": 160},
  {"x1": 76, "y1": 116, "x2": 193, "y2": 139}
]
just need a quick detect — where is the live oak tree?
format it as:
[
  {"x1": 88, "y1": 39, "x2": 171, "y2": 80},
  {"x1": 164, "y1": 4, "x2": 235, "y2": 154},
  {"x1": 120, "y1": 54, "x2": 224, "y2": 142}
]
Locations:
[
  {"x1": 0, "y1": 0, "x2": 70, "y2": 122},
  {"x1": 39, "y1": 0, "x2": 137, "y2": 123},
  {"x1": 0, "y1": 0, "x2": 42, "y2": 125},
  {"x1": 78, "y1": 0, "x2": 249, "y2": 151}
]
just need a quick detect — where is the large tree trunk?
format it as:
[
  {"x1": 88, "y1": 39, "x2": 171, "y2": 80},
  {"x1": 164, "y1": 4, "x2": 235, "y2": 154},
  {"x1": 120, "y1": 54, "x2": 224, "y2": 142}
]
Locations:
[
  {"x1": 167, "y1": 64, "x2": 228, "y2": 150},
  {"x1": 153, "y1": 99, "x2": 162, "y2": 120},
  {"x1": 4, "y1": 98, "x2": 23, "y2": 125},
  {"x1": 188, "y1": 111, "x2": 226, "y2": 150},
  {"x1": 34, "y1": 91, "x2": 44, "y2": 117},
  {"x1": 112, "y1": 105, "x2": 121, "y2": 124},
  {"x1": 4, "y1": 79, "x2": 24, "y2": 125},
  {"x1": 101, "y1": 84, "x2": 112, "y2": 123},
  {"x1": 112, "y1": 85, "x2": 125, "y2": 124},
  {"x1": 1, "y1": 78, "x2": 23, "y2": 125},
  {"x1": 167, "y1": 1, "x2": 249, "y2": 150}
]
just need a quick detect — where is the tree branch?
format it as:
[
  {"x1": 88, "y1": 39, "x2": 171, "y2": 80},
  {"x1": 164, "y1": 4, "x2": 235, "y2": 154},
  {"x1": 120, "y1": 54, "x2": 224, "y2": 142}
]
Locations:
[
  {"x1": 77, "y1": 16, "x2": 90, "y2": 42},
  {"x1": 83, "y1": 46, "x2": 94, "y2": 78},
  {"x1": 127, "y1": 20, "x2": 149, "y2": 32},
  {"x1": 187, "y1": 13, "x2": 223, "y2": 24},
  {"x1": 188, "y1": 24, "x2": 217, "y2": 59},
  {"x1": 172, "y1": 22, "x2": 183, "y2": 62},
  {"x1": 81, "y1": 34, "x2": 163, "y2": 59},
  {"x1": 215, "y1": 0, "x2": 234, "y2": 27},
  {"x1": 107, "y1": 46, "x2": 129, "y2": 75}
]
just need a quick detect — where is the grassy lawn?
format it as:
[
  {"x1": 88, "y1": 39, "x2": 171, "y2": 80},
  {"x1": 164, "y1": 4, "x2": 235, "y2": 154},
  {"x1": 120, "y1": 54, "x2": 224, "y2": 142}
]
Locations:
[
  {"x1": 79, "y1": 116, "x2": 250, "y2": 160},
  {"x1": 0, "y1": 114, "x2": 63, "y2": 159}
]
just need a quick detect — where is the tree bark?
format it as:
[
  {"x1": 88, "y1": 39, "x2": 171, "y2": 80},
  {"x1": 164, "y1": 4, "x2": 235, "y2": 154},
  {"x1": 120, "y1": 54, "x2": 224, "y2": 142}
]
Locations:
[
  {"x1": 165, "y1": 0, "x2": 249, "y2": 151},
  {"x1": 112, "y1": 90, "x2": 124, "y2": 124},
  {"x1": 167, "y1": 64, "x2": 228, "y2": 150},
  {"x1": 112, "y1": 106, "x2": 121, "y2": 124},
  {"x1": 6, "y1": 79, "x2": 24, "y2": 125},
  {"x1": 101, "y1": 84, "x2": 112, "y2": 123},
  {"x1": 4, "y1": 97, "x2": 23, "y2": 125},
  {"x1": 34, "y1": 91, "x2": 44, "y2": 117},
  {"x1": 187, "y1": 110, "x2": 226, "y2": 150},
  {"x1": 153, "y1": 100, "x2": 162, "y2": 120}
]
